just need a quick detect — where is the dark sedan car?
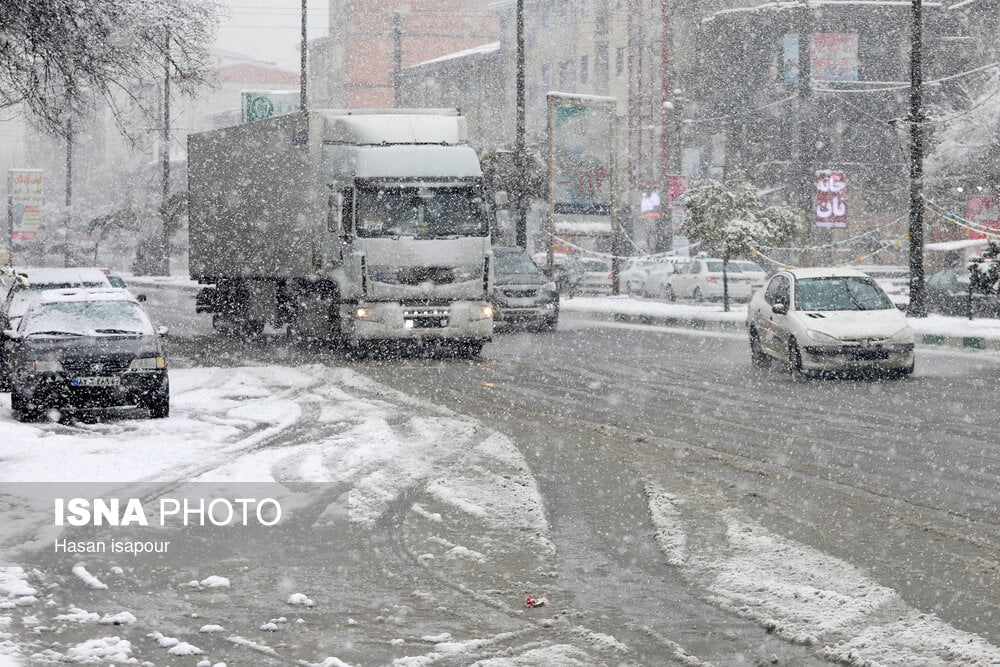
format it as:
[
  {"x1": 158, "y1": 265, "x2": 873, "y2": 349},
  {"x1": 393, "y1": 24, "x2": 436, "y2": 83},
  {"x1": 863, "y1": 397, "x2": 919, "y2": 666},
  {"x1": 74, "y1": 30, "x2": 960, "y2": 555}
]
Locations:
[
  {"x1": 3, "y1": 288, "x2": 169, "y2": 421},
  {"x1": 491, "y1": 247, "x2": 559, "y2": 331}
]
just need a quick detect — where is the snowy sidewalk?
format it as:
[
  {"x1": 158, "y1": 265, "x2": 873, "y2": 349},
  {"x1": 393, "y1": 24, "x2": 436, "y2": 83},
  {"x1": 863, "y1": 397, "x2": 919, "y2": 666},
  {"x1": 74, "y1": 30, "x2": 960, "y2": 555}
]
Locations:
[{"x1": 562, "y1": 295, "x2": 1000, "y2": 351}]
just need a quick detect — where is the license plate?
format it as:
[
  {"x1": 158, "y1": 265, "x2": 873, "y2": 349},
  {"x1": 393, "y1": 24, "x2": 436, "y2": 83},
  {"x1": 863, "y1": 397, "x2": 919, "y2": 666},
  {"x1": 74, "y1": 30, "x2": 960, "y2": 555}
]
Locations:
[
  {"x1": 73, "y1": 376, "x2": 121, "y2": 387},
  {"x1": 852, "y1": 349, "x2": 889, "y2": 361}
]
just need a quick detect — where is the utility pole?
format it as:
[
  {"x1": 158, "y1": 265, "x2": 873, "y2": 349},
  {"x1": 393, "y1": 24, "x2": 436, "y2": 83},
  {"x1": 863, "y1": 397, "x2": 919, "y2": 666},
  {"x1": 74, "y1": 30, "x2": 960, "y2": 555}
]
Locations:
[
  {"x1": 160, "y1": 27, "x2": 171, "y2": 276},
  {"x1": 514, "y1": 0, "x2": 528, "y2": 249},
  {"x1": 300, "y1": 0, "x2": 308, "y2": 111},
  {"x1": 64, "y1": 114, "x2": 73, "y2": 268},
  {"x1": 393, "y1": 12, "x2": 403, "y2": 108},
  {"x1": 795, "y1": 6, "x2": 815, "y2": 263},
  {"x1": 906, "y1": 0, "x2": 927, "y2": 317}
]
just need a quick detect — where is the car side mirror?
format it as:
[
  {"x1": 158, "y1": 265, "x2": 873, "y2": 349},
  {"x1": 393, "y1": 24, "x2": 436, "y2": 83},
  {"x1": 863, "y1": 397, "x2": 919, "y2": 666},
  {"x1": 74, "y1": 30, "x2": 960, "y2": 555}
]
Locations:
[
  {"x1": 772, "y1": 301, "x2": 788, "y2": 315},
  {"x1": 136, "y1": 294, "x2": 147, "y2": 302},
  {"x1": 156, "y1": 326, "x2": 169, "y2": 337}
]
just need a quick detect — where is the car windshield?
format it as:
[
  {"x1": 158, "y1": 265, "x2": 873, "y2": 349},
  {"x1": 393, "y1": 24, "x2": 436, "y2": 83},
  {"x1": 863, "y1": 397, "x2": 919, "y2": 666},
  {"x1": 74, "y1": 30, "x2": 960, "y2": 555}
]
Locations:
[
  {"x1": 355, "y1": 185, "x2": 489, "y2": 239},
  {"x1": 496, "y1": 253, "x2": 543, "y2": 276},
  {"x1": 22, "y1": 300, "x2": 154, "y2": 336},
  {"x1": 794, "y1": 276, "x2": 894, "y2": 311}
]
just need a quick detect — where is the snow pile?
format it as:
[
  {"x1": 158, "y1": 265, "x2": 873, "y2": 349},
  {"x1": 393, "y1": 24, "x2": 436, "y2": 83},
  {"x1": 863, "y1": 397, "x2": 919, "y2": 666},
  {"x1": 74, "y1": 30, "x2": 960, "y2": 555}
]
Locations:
[
  {"x1": 645, "y1": 483, "x2": 687, "y2": 566},
  {"x1": 63, "y1": 636, "x2": 137, "y2": 664},
  {"x1": 197, "y1": 575, "x2": 230, "y2": 589},
  {"x1": 71, "y1": 565, "x2": 107, "y2": 590},
  {"x1": 643, "y1": 497, "x2": 1000, "y2": 663},
  {"x1": 0, "y1": 569, "x2": 37, "y2": 608},
  {"x1": 286, "y1": 593, "x2": 314, "y2": 607},
  {"x1": 98, "y1": 611, "x2": 136, "y2": 625}
]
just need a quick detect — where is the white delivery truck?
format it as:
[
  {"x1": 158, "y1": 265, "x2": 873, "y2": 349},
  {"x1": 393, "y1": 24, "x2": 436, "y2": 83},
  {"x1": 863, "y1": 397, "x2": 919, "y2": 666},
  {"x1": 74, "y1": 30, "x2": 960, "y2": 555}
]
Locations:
[{"x1": 188, "y1": 109, "x2": 494, "y2": 355}]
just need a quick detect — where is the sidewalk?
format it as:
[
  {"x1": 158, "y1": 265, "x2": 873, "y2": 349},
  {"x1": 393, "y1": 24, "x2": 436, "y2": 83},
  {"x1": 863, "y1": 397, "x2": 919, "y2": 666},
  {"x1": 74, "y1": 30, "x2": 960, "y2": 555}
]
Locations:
[{"x1": 562, "y1": 295, "x2": 1000, "y2": 352}]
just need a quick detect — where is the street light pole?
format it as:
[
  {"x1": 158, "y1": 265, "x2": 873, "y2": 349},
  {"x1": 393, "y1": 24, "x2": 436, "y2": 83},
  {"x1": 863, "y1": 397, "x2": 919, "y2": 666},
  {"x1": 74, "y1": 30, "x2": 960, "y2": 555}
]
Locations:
[
  {"x1": 300, "y1": 0, "x2": 308, "y2": 111},
  {"x1": 159, "y1": 27, "x2": 172, "y2": 276},
  {"x1": 906, "y1": 0, "x2": 927, "y2": 317},
  {"x1": 514, "y1": 0, "x2": 528, "y2": 249}
]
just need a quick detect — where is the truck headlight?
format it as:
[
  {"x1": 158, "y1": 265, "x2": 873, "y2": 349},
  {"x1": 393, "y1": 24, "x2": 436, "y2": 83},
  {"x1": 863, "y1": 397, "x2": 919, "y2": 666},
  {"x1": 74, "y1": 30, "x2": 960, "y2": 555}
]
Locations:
[
  {"x1": 129, "y1": 356, "x2": 165, "y2": 370},
  {"x1": 478, "y1": 305, "x2": 494, "y2": 319}
]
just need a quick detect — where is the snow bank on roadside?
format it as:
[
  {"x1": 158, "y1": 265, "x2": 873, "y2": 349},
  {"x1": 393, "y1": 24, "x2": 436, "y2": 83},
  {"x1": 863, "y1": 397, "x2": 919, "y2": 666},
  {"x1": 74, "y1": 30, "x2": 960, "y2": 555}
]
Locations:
[{"x1": 643, "y1": 483, "x2": 1000, "y2": 665}]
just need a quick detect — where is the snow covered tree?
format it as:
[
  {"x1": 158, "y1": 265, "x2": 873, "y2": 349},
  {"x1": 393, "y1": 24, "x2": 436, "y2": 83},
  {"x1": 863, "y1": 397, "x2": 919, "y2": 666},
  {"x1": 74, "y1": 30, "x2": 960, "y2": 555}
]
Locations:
[
  {"x1": 0, "y1": 0, "x2": 216, "y2": 138},
  {"x1": 681, "y1": 171, "x2": 803, "y2": 311}
]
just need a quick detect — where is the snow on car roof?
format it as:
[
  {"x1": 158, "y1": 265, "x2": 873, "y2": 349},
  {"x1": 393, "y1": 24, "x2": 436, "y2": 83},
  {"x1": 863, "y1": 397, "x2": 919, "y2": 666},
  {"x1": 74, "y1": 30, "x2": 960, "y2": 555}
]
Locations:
[
  {"x1": 32, "y1": 288, "x2": 140, "y2": 304},
  {"x1": 785, "y1": 266, "x2": 871, "y2": 279},
  {"x1": 15, "y1": 267, "x2": 111, "y2": 287}
]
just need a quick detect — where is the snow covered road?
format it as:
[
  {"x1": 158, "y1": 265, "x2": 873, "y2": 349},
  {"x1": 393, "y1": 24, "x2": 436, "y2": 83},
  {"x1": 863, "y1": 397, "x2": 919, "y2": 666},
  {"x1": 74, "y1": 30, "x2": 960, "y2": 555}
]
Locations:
[{"x1": 1, "y1": 289, "x2": 999, "y2": 664}]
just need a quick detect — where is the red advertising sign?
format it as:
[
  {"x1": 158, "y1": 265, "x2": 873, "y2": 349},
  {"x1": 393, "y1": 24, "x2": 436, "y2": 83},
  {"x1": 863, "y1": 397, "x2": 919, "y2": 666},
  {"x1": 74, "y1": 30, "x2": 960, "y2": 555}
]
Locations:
[
  {"x1": 668, "y1": 175, "x2": 688, "y2": 209},
  {"x1": 816, "y1": 171, "x2": 847, "y2": 228},
  {"x1": 965, "y1": 196, "x2": 1000, "y2": 240}
]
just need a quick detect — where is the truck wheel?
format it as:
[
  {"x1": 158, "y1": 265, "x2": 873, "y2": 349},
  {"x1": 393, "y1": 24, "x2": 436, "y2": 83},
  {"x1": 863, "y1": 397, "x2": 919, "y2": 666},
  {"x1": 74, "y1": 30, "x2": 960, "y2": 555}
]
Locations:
[{"x1": 456, "y1": 342, "x2": 483, "y2": 359}]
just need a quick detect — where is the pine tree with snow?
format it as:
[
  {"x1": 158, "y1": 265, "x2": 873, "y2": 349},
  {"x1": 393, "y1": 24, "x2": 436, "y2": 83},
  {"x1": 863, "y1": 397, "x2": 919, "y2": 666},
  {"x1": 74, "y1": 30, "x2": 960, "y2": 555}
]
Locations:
[{"x1": 681, "y1": 171, "x2": 803, "y2": 311}]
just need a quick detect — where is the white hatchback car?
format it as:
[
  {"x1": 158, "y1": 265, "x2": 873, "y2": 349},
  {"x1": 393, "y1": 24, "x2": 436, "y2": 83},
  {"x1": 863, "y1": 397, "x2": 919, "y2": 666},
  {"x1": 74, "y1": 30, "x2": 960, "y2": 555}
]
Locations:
[{"x1": 747, "y1": 267, "x2": 915, "y2": 377}]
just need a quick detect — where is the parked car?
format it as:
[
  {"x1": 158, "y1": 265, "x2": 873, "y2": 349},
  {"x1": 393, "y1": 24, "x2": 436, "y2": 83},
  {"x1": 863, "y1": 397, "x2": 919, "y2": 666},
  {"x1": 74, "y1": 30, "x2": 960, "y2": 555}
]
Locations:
[
  {"x1": 4, "y1": 288, "x2": 169, "y2": 420},
  {"x1": 747, "y1": 267, "x2": 914, "y2": 378},
  {"x1": 925, "y1": 267, "x2": 1000, "y2": 318},
  {"x1": 638, "y1": 257, "x2": 687, "y2": 299},
  {"x1": 733, "y1": 260, "x2": 769, "y2": 293},
  {"x1": 667, "y1": 258, "x2": 752, "y2": 302},
  {"x1": 574, "y1": 257, "x2": 613, "y2": 295},
  {"x1": 620, "y1": 259, "x2": 659, "y2": 295},
  {"x1": 491, "y1": 246, "x2": 559, "y2": 331},
  {"x1": 1, "y1": 267, "x2": 113, "y2": 390}
]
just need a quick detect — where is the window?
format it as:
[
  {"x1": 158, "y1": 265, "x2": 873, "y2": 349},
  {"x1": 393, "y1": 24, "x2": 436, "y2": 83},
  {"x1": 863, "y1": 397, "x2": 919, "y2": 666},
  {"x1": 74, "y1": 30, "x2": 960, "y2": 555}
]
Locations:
[
  {"x1": 765, "y1": 275, "x2": 789, "y2": 306},
  {"x1": 616, "y1": 47, "x2": 625, "y2": 76},
  {"x1": 595, "y1": 43, "x2": 609, "y2": 90},
  {"x1": 559, "y1": 60, "x2": 574, "y2": 88},
  {"x1": 580, "y1": 55, "x2": 589, "y2": 84}
]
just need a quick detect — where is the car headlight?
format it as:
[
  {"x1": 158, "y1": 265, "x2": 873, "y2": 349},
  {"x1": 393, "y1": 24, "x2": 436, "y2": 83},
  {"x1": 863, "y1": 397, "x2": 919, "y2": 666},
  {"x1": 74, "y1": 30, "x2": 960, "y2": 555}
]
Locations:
[
  {"x1": 129, "y1": 356, "x2": 166, "y2": 370},
  {"x1": 886, "y1": 326, "x2": 913, "y2": 344},
  {"x1": 805, "y1": 329, "x2": 841, "y2": 344},
  {"x1": 26, "y1": 359, "x2": 62, "y2": 373},
  {"x1": 542, "y1": 281, "x2": 558, "y2": 297}
]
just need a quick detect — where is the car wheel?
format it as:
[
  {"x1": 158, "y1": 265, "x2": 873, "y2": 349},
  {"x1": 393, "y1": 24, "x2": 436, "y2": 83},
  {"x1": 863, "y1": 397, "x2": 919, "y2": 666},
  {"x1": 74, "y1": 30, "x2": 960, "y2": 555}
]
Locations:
[
  {"x1": 787, "y1": 337, "x2": 805, "y2": 378},
  {"x1": 147, "y1": 392, "x2": 170, "y2": 419},
  {"x1": 693, "y1": 287, "x2": 704, "y2": 302},
  {"x1": 749, "y1": 329, "x2": 771, "y2": 370},
  {"x1": 11, "y1": 388, "x2": 41, "y2": 422}
]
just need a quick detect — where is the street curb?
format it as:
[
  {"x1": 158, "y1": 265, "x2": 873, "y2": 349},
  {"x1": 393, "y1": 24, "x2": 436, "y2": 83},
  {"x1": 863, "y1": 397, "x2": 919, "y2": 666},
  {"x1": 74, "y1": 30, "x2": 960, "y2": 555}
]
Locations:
[{"x1": 567, "y1": 309, "x2": 1000, "y2": 352}]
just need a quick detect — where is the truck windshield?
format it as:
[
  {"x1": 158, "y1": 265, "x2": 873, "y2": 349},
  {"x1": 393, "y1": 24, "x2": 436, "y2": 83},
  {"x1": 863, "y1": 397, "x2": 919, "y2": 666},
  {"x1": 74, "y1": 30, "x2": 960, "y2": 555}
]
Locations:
[{"x1": 355, "y1": 186, "x2": 489, "y2": 239}]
